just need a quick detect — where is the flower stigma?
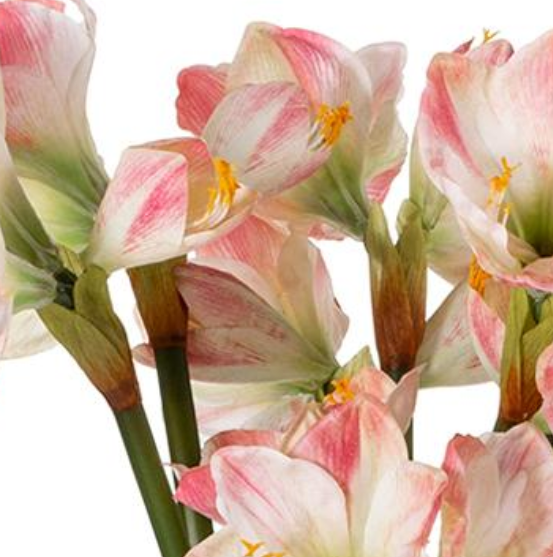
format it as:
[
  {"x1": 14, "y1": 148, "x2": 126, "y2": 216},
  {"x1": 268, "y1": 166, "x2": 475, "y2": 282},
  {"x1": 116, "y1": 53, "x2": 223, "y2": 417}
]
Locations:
[
  {"x1": 241, "y1": 539, "x2": 285, "y2": 557},
  {"x1": 324, "y1": 377, "x2": 355, "y2": 406},
  {"x1": 482, "y1": 28, "x2": 500, "y2": 44},
  {"x1": 312, "y1": 102, "x2": 353, "y2": 149}
]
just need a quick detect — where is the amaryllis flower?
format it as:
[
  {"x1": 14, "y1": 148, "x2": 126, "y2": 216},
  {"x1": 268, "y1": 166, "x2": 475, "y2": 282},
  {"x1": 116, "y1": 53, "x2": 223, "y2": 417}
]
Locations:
[
  {"x1": 440, "y1": 423, "x2": 553, "y2": 557},
  {"x1": 134, "y1": 215, "x2": 348, "y2": 435},
  {"x1": 177, "y1": 395, "x2": 446, "y2": 557},
  {"x1": 87, "y1": 73, "x2": 332, "y2": 272},
  {"x1": 406, "y1": 34, "x2": 514, "y2": 284},
  {"x1": 0, "y1": 0, "x2": 108, "y2": 252},
  {"x1": 177, "y1": 23, "x2": 407, "y2": 240},
  {"x1": 418, "y1": 30, "x2": 553, "y2": 292},
  {"x1": 176, "y1": 52, "x2": 334, "y2": 230}
]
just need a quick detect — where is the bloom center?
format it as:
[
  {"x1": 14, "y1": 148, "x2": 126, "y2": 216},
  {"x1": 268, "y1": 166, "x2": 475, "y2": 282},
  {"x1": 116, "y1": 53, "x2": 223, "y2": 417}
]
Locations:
[
  {"x1": 241, "y1": 539, "x2": 285, "y2": 557},
  {"x1": 324, "y1": 378, "x2": 355, "y2": 406},
  {"x1": 468, "y1": 157, "x2": 520, "y2": 294},
  {"x1": 206, "y1": 157, "x2": 240, "y2": 216},
  {"x1": 314, "y1": 102, "x2": 353, "y2": 148},
  {"x1": 486, "y1": 156, "x2": 519, "y2": 224}
]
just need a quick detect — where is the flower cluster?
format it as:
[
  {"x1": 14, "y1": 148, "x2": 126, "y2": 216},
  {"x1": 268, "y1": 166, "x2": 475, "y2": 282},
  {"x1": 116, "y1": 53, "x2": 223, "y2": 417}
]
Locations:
[{"x1": 3, "y1": 1, "x2": 553, "y2": 556}]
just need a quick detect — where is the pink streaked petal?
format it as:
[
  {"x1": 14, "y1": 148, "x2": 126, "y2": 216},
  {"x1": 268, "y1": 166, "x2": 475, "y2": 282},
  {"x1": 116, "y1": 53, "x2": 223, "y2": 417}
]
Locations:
[
  {"x1": 212, "y1": 446, "x2": 351, "y2": 557},
  {"x1": 175, "y1": 465, "x2": 225, "y2": 524},
  {"x1": 484, "y1": 423, "x2": 553, "y2": 479},
  {"x1": 502, "y1": 256, "x2": 553, "y2": 292},
  {"x1": 440, "y1": 434, "x2": 499, "y2": 557},
  {"x1": 0, "y1": 0, "x2": 105, "y2": 215},
  {"x1": 537, "y1": 343, "x2": 553, "y2": 430},
  {"x1": 203, "y1": 82, "x2": 326, "y2": 194},
  {"x1": 356, "y1": 42, "x2": 406, "y2": 109},
  {"x1": 230, "y1": 22, "x2": 372, "y2": 108},
  {"x1": 184, "y1": 528, "x2": 240, "y2": 557},
  {"x1": 292, "y1": 395, "x2": 407, "y2": 492},
  {"x1": 418, "y1": 282, "x2": 491, "y2": 387},
  {"x1": 468, "y1": 288, "x2": 505, "y2": 379},
  {"x1": 441, "y1": 179, "x2": 521, "y2": 277},
  {"x1": 364, "y1": 462, "x2": 447, "y2": 556},
  {"x1": 132, "y1": 342, "x2": 155, "y2": 367},
  {"x1": 387, "y1": 368, "x2": 420, "y2": 433},
  {"x1": 176, "y1": 264, "x2": 331, "y2": 383},
  {"x1": 88, "y1": 148, "x2": 188, "y2": 272},
  {"x1": 197, "y1": 215, "x2": 286, "y2": 282},
  {"x1": 441, "y1": 424, "x2": 553, "y2": 557},
  {"x1": 194, "y1": 381, "x2": 305, "y2": 438},
  {"x1": 277, "y1": 233, "x2": 349, "y2": 359},
  {"x1": 454, "y1": 38, "x2": 474, "y2": 54},
  {"x1": 467, "y1": 39, "x2": 514, "y2": 66},
  {"x1": 176, "y1": 64, "x2": 228, "y2": 135},
  {"x1": 365, "y1": 165, "x2": 403, "y2": 203},
  {"x1": 291, "y1": 396, "x2": 407, "y2": 548},
  {"x1": 203, "y1": 430, "x2": 283, "y2": 463},
  {"x1": 19, "y1": 0, "x2": 65, "y2": 11},
  {"x1": 350, "y1": 367, "x2": 397, "y2": 401}
]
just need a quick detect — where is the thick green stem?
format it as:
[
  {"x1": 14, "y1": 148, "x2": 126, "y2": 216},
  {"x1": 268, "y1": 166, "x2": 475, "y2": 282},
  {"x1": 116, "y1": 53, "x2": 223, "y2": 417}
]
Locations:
[
  {"x1": 115, "y1": 404, "x2": 190, "y2": 557},
  {"x1": 154, "y1": 346, "x2": 213, "y2": 545}
]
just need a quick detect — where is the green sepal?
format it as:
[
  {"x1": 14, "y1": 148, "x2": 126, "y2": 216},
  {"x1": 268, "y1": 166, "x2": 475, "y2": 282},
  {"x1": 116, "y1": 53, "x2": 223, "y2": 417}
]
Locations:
[
  {"x1": 333, "y1": 346, "x2": 375, "y2": 382},
  {"x1": 39, "y1": 266, "x2": 140, "y2": 411}
]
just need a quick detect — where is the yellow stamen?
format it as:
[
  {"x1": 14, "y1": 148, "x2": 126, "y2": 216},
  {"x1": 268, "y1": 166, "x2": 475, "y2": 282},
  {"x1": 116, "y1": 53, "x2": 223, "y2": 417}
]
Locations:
[
  {"x1": 315, "y1": 102, "x2": 353, "y2": 148},
  {"x1": 468, "y1": 255, "x2": 491, "y2": 295},
  {"x1": 324, "y1": 378, "x2": 355, "y2": 406},
  {"x1": 488, "y1": 156, "x2": 519, "y2": 197},
  {"x1": 241, "y1": 540, "x2": 264, "y2": 557},
  {"x1": 482, "y1": 28, "x2": 500, "y2": 44},
  {"x1": 205, "y1": 157, "x2": 240, "y2": 218}
]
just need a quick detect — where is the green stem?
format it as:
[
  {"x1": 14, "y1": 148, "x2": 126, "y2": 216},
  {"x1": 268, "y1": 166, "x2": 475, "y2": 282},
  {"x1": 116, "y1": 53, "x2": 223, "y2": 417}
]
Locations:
[
  {"x1": 154, "y1": 346, "x2": 213, "y2": 545},
  {"x1": 115, "y1": 404, "x2": 190, "y2": 557}
]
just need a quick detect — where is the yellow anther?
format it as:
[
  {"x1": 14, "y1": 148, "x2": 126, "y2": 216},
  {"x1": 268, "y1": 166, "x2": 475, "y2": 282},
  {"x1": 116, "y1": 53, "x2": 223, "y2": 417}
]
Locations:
[
  {"x1": 315, "y1": 102, "x2": 353, "y2": 148},
  {"x1": 483, "y1": 28, "x2": 500, "y2": 44},
  {"x1": 241, "y1": 540, "x2": 264, "y2": 557},
  {"x1": 205, "y1": 158, "x2": 240, "y2": 218},
  {"x1": 486, "y1": 157, "x2": 520, "y2": 222},
  {"x1": 324, "y1": 378, "x2": 355, "y2": 406},
  {"x1": 468, "y1": 255, "x2": 491, "y2": 295},
  {"x1": 263, "y1": 553, "x2": 286, "y2": 557}
]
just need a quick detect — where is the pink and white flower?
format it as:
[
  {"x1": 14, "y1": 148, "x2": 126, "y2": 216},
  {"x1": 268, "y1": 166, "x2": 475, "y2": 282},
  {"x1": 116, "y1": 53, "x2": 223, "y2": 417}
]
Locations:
[
  {"x1": 407, "y1": 35, "x2": 514, "y2": 284},
  {"x1": 0, "y1": 0, "x2": 108, "y2": 252},
  {"x1": 440, "y1": 423, "x2": 553, "y2": 557},
  {"x1": 134, "y1": 214, "x2": 350, "y2": 435},
  {"x1": 177, "y1": 395, "x2": 446, "y2": 557},
  {"x1": 89, "y1": 71, "x2": 331, "y2": 272},
  {"x1": 417, "y1": 30, "x2": 553, "y2": 291},
  {"x1": 177, "y1": 24, "x2": 407, "y2": 240}
]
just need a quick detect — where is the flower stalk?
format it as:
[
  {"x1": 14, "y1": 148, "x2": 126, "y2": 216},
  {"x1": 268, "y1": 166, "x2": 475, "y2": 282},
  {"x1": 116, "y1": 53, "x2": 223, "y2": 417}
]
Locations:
[
  {"x1": 115, "y1": 404, "x2": 190, "y2": 557},
  {"x1": 129, "y1": 259, "x2": 213, "y2": 545}
]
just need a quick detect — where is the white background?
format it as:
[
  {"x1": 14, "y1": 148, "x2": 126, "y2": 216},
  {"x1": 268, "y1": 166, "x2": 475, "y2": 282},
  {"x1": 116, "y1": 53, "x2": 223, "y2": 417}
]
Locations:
[{"x1": 1, "y1": 0, "x2": 549, "y2": 554}]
